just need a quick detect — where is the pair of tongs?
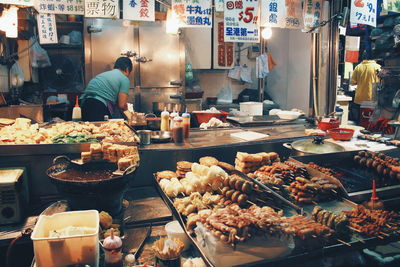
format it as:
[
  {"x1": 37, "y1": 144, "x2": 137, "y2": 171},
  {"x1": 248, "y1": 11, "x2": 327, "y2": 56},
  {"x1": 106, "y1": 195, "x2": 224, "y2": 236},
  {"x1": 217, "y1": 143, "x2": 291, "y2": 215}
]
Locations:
[{"x1": 132, "y1": 223, "x2": 152, "y2": 264}]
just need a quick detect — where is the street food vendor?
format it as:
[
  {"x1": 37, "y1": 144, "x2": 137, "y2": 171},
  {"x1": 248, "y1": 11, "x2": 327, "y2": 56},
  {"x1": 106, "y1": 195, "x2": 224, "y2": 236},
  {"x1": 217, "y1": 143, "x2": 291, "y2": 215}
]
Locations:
[{"x1": 81, "y1": 57, "x2": 132, "y2": 121}]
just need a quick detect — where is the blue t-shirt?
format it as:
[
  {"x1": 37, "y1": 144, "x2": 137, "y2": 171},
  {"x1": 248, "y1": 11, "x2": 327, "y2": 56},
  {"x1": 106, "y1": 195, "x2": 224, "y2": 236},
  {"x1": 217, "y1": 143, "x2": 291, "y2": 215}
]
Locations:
[{"x1": 81, "y1": 69, "x2": 130, "y2": 106}]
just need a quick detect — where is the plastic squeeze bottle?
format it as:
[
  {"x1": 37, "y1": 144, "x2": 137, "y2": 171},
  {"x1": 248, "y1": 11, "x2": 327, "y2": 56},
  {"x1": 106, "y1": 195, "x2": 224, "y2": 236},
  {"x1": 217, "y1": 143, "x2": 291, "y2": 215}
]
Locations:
[
  {"x1": 160, "y1": 108, "x2": 170, "y2": 131},
  {"x1": 182, "y1": 109, "x2": 190, "y2": 138},
  {"x1": 169, "y1": 109, "x2": 178, "y2": 130},
  {"x1": 72, "y1": 95, "x2": 81, "y2": 121},
  {"x1": 103, "y1": 228, "x2": 123, "y2": 267},
  {"x1": 172, "y1": 116, "x2": 184, "y2": 144}
]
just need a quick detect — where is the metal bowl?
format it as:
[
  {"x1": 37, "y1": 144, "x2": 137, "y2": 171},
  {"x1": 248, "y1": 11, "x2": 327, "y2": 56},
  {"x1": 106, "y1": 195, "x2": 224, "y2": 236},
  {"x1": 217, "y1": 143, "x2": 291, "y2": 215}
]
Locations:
[{"x1": 151, "y1": 131, "x2": 172, "y2": 143}]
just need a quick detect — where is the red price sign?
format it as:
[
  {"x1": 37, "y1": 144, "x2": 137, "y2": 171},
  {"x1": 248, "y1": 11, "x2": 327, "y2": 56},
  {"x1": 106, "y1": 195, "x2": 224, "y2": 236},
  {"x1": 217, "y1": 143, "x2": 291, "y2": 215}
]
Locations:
[{"x1": 238, "y1": 7, "x2": 258, "y2": 24}]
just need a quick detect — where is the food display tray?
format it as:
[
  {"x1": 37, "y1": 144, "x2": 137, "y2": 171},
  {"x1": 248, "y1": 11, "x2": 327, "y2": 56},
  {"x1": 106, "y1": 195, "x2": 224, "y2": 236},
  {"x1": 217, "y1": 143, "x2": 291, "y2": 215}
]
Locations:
[
  {"x1": 291, "y1": 149, "x2": 400, "y2": 197},
  {"x1": 153, "y1": 174, "x2": 400, "y2": 267}
]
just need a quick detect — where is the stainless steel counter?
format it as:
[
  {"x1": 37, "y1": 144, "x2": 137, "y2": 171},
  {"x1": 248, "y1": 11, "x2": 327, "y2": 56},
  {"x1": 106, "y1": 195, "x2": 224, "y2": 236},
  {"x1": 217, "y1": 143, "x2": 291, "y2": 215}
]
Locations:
[
  {"x1": 0, "y1": 124, "x2": 308, "y2": 202},
  {"x1": 142, "y1": 124, "x2": 307, "y2": 150}
]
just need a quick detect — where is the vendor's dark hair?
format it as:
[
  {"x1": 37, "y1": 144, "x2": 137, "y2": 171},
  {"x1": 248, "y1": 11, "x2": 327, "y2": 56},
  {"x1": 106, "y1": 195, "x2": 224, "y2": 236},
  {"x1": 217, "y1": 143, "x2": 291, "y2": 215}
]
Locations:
[{"x1": 114, "y1": 57, "x2": 133, "y2": 73}]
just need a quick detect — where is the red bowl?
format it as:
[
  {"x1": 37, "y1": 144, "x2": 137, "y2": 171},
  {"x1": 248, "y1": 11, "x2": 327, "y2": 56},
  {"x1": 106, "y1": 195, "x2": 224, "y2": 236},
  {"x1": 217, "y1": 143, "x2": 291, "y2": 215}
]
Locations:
[
  {"x1": 192, "y1": 111, "x2": 229, "y2": 124},
  {"x1": 328, "y1": 128, "x2": 355, "y2": 141},
  {"x1": 318, "y1": 119, "x2": 340, "y2": 131}
]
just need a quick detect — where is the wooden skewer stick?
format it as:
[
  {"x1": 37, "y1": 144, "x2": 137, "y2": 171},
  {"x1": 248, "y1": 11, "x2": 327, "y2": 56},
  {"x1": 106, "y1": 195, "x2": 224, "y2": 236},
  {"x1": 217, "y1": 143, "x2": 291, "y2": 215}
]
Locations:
[
  {"x1": 386, "y1": 224, "x2": 393, "y2": 229},
  {"x1": 312, "y1": 235, "x2": 318, "y2": 238},
  {"x1": 380, "y1": 231, "x2": 390, "y2": 237},
  {"x1": 377, "y1": 235, "x2": 385, "y2": 240},
  {"x1": 312, "y1": 201, "x2": 319, "y2": 205},
  {"x1": 247, "y1": 200, "x2": 257, "y2": 206},
  {"x1": 256, "y1": 198, "x2": 268, "y2": 204},
  {"x1": 337, "y1": 239, "x2": 351, "y2": 247},
  {"x1": 331, "y1": 189, "x2": 338, "y2": 194},
  {"x1": 348, "y1": 226, "x2": 362, "y2": 233}
]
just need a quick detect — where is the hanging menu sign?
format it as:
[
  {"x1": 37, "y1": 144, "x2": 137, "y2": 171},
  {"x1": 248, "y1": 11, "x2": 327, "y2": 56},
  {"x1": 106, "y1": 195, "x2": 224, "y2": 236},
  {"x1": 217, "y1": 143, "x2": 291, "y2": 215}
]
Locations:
[
  {"x1": 0, "y1": 0, "x2": 34, "y2": 5},
  {"x1": 224, "y1": 0, "x2": 260, "y2": 42},
  {"x1": 85, "y1": 0, "x2": 119, "y2": 18},
  {"x1": 261, "y1": 0, "x2": 302, "y2": 29},
  {"x1": 215, "y1": 0, "x2": 225, "y2": 12},
  {"x1": 35, "y1": 0, "x2": 85, "y2": 15},
  {"x1": 37, "y1": 13, "x2": 58, "y2": 44},
  {"x1": 350, "y1": 0, "x2": 377, "y2": 27},
  {"x1": 123, "y1": 0, "x2": 155, "y2": 21},
  {"x1": 303, "y1": 0, "x2": 323, "y2": 32},
  {"x1": 384, "y1": 0, "x2": 400, "y2": 13},
  {"x1": 172, "y1": 0, "x2": 212, "y2": 27}
]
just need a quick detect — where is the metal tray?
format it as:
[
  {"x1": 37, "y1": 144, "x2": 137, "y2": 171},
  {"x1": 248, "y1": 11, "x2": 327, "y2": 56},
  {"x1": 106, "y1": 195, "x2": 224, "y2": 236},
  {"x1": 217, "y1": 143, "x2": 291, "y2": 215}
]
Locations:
[
  {"x1": 291, "y1": 150, "x2": 400, "y2": 199},
  {"x1": 153, "y1": 174, "x2": 400, "y2": 266}
]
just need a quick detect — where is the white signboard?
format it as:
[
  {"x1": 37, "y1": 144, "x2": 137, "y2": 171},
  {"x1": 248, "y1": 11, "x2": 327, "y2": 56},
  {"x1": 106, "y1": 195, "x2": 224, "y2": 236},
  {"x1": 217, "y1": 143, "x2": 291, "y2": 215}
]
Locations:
[
  {"x1": 215, "y1": 0, "x2": 224, "y2": 12},
  {"x1": 172, "y1": 0, "x2": 212, "y2": 27},
  {"x1": 350, "y1": 0, "x2": 377, "y2": 27},
  {"x1": 0, "y1": 0, "x2": 34, "y2": 6},
  {"x1": 303, "y1": 0, "x2": 323, "y2": 31},
  {"x1": 85, "y1": 0, "x2": 119, "y2": 18},
  {"x1": 123, "y1": 0, "x2": 155, "y2": 21},
  {"x1": 37, "y1": 13, "x2": 58, "y2": 44},
  {"x1": 224, "y1": 0, "x2": 260, "y2": 42},
  {"x1": 35, "y1": 0, "x2": 85, "y2": 15},
  {"x1": 261, "y1": 0, "x2": 302, "y2": 29}
]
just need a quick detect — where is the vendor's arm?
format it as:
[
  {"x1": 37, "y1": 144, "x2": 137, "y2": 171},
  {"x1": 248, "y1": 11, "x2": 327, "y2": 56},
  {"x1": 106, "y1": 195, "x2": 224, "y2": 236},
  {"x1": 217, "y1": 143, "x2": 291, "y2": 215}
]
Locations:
[
  {"x1": 350, "y1": 68, "x2": 359, "y2": 85},
  {"x1": 118, "y1": 75, "x2": 130, "y2": 110},
  {"x1": 118, "y1": 92, "x2": 128, "y2": 110}
]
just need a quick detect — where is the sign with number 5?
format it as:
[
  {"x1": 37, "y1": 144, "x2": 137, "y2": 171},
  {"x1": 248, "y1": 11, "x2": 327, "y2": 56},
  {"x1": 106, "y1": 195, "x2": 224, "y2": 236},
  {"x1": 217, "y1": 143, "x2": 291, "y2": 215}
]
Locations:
[
  {"x1": 224, "y1": 0, "x2": 260, "y2": 43},
  {"x1": 350, "y1": 0, "x2": 377, "y2": 27}
]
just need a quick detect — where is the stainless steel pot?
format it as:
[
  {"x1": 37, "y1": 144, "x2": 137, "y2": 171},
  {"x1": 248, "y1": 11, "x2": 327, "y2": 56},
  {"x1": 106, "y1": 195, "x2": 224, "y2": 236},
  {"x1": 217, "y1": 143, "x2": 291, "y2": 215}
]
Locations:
[
  {"x1": 283, "y1": 136, "x2": 345, "y2": 156},
  {"x1": 152, "y1": 102, "x2": 185, "y2": 114}
]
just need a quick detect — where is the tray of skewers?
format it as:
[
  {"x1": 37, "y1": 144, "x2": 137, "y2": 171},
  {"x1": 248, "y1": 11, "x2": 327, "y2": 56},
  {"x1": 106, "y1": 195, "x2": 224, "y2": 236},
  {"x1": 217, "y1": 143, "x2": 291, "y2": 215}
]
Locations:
[{"x1": 153, "y1": 153, "x2": 400, "y2": 266}]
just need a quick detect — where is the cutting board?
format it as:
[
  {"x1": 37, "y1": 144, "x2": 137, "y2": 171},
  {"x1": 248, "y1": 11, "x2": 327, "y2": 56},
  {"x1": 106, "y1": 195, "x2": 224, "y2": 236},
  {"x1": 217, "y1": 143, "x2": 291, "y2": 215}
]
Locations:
[{"x1": 230, "y1": 131, "x2": 269, "y2": 141}]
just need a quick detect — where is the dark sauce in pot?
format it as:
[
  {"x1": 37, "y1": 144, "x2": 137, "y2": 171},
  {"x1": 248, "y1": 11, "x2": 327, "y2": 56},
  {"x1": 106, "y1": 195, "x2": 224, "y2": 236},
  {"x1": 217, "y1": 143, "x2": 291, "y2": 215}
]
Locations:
[{"x1": 52, "y1": 169, "x2": 114, "y2": 181}]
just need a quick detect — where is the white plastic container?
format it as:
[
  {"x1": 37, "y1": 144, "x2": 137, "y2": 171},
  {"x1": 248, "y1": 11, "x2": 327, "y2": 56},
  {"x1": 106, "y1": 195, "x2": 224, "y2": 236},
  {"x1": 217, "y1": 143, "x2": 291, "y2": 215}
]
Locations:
[
  {"x1": 165, "y1": 220, "x2": 191, "y2": 251},
  {"x1": 240, "y1": 102, "x2": 263, "y2": 116},
  {"x1": 31, "y1": 210, "x2": 99, "y2": 267}
]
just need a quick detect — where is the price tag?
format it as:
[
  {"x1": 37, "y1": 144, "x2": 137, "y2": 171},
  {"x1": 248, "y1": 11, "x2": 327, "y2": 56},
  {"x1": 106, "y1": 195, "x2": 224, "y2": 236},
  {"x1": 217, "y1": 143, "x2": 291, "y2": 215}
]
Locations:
[
  {"x1": 37, "y1": 13, "x2": 58, "y2": 44},
  {"x1": 224, "y1": 0, "x2": 260, "y2": 43},
  {"x1": 123, "y1": 0, "x2": 155, "y2": 21},
  {"x1": 260, "y1": 0, "x2": 302, "y2": 29},
  {"x1": 35, "y1": 0, "x2": 85, "y2": 15},
  {"x1": 350, "y1": 0, "x2": 377, "y2": 27}
]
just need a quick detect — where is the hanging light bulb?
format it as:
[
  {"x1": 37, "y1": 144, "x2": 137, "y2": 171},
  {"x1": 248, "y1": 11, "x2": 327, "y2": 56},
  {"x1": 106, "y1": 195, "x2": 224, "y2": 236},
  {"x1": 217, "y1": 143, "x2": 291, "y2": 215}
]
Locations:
[
  {"x1": 261, "y1": 26, "x2": 272, "y2": 40},
  {"x1": 166, "y1": 8, "x2": 179, "y2": 35},
  {"x1": 0, "y1": 6, "x2": 19, "y2": 38}
]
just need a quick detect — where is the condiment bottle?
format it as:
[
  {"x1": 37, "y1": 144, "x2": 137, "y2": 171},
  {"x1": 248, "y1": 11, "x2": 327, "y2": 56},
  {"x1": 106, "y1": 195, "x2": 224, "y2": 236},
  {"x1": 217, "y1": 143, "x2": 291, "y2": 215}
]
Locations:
[
  {"x1": 182, "y1": 109, "x2": 190, "y2": 138},
  {"x1": 172, "y1": 116, "x2": 184, "y2": 144},
  {"x1": 160, "y1": 108, "x2": 170, "y2": 131},
  {"x1": 72, "y1": 95, "x2": 81, "y2": 121},
  {"x1": 103, "y1": 229, "x2": 123, "y2": 267},
  {"x1": 169, "y1": 110, "x2": 178, "y2": 130}
]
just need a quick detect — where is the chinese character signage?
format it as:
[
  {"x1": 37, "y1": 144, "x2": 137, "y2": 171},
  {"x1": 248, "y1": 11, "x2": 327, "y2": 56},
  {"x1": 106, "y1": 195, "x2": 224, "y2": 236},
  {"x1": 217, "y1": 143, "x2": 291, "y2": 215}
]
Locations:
[
  {"x1": 303, "y1": 0, "x2": 323, "y2": 32},
  {"x1": 0, "y1": 0, "x2": 34, "y2": 5},
  {"x1": 172, "y1": 0, "x2": 212, "y2": 27},
  {"x1": 37, "y1": 13, "x2": 58, "y2": 44},
  {"x1": 384, "y1": 0, "x2": 400, "y2": 13},
  {"x1": 215, "y1": 0, "x2": 224, "y2": 12},
  {"x1": 350, "y1": 0, "x2": 377, "y2": 27},
  {"x1": 224, "y1": 0, "x2": 260, "y2": 43},
  {"x1": 261, "y1": 0, "x2": 302, "y2": 29},
  {"x1": 85, "y1": 0, "x2": 119, "y2": 18},
  {"x1": 35, "y1": 0, "x2": 85, "y2": 15},
  {"x1": 123, "y1": 0, "x2": 155, "y2": 21}
]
